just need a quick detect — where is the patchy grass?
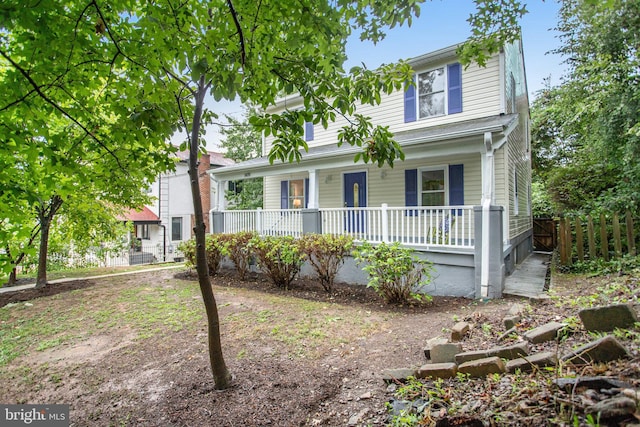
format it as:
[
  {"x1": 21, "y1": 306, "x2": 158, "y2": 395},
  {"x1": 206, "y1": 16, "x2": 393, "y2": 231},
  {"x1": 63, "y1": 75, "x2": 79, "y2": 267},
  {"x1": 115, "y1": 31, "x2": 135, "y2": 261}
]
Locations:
[
  {"x1": 1, "y1": 263, "x2": 184, "y2": 285},
  {"x1": 220, "y1": 291, "x2": 388, "y2": 359},
  {"x1": 0, "y1": 278, "x2": 202, "y2": 367}
]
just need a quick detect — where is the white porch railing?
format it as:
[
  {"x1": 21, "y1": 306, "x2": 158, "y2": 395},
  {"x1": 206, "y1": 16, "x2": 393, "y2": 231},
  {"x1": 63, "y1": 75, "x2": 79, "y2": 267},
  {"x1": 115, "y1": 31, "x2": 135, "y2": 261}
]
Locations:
[
  {"x1": 223, "y1": 208, "x2": 303, "y2": 237},
  {"x1": 220, "y1": 205, "x2": 474, "y2": 249},
  {"x1": 319, "y1": 205, "x2": 475, "y2": 248}
]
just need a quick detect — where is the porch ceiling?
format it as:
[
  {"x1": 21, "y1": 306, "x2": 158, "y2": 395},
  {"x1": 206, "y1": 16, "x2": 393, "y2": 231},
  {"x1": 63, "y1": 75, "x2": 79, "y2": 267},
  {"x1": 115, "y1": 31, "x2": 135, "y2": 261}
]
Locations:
[{"x1": 210, "y1": 114, "x2": 518, "y2": 181}]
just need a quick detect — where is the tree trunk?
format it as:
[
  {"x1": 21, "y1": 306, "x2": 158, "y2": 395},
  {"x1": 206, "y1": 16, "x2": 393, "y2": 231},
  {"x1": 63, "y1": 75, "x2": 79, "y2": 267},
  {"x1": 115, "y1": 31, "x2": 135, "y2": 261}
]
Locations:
[
  {"x1": 35, "y1": 196, "x2": 63, "y2": 288},
  {"x1": 188, "y1": 77, "x2": 232, "y2": 390},
  {"x1": 35, "y1": 210, "x2": 51, "y2": 288},
  {"x1": 7, "y1": 268, "x2": 17, "y2": 287}
]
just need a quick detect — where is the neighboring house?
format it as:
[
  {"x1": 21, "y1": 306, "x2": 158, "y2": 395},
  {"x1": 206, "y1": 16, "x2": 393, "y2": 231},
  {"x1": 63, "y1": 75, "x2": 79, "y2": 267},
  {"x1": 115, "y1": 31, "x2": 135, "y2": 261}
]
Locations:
[
  {"x1": 209, "y1": 40, "x2": 533, "y2": 299},
  {"x1": 121, "y1": 150, "x2": 234, "y2": 262}
]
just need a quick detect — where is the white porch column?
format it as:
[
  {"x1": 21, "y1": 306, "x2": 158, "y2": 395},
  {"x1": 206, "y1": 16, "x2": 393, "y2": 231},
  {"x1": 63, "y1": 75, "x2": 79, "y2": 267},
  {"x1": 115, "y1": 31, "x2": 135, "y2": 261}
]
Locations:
[
  {"x1": 308, "y1": 169, "x2": 319, "y2": 209},
  {"x1": 480, "y1": 132, "x2": 494, "y2": 299},
  {"x1": 216, "y1": 180, "x2": 227, "y2": 211},
  {"x1": 381, "y1": 203, "x2": 389, "y2": 242}
]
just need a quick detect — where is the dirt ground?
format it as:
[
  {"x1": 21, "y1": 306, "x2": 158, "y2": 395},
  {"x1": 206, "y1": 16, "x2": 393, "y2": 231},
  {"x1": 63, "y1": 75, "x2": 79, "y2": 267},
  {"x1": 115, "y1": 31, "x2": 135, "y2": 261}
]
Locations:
[{"x1": 0, "y1": 267, "x2": 637, "y2": 426}]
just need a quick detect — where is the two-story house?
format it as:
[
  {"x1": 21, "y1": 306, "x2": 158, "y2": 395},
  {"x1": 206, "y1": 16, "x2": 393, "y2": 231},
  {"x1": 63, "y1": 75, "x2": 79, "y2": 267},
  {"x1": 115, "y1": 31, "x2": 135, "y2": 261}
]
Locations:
[
  {"x1": 209, "y1": 40, "x2": 533, "y2": 299},
  {"x1": 121, "y1": 150, "x2": 234, "y2": 263}
]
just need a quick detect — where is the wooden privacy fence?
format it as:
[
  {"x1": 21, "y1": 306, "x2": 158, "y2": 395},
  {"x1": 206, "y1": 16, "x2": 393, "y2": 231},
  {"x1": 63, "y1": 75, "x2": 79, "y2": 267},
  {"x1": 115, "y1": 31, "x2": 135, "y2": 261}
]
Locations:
[{"x1": 558, "y1": 211, "x2": 638, "y2": 266}]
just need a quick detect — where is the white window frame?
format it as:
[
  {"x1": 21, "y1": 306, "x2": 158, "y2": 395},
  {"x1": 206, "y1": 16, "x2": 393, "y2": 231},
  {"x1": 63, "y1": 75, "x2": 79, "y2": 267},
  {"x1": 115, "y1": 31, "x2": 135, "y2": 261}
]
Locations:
[
  {"x1": 418, "y1": 166, "x2": 449, "y2": 207},
  {"x1": 288, "y1": 179, "x2": 305, "y2": 209},
  {"x1": 417, "y1": 66, "x2": 448, "y2": 120}
]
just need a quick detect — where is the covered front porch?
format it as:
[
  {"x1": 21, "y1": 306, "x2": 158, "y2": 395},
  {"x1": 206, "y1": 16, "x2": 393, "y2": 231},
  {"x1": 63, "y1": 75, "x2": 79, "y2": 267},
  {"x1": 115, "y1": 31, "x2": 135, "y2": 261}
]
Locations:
[{"x1": 208, "y1": 115, "x2": 521, "y2": 298}]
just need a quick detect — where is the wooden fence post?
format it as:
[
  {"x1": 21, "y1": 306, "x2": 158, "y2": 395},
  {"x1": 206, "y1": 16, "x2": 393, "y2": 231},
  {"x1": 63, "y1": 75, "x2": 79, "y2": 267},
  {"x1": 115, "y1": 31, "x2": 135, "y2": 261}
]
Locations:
[
  {"x1": 587, "y1": 215, "x2": 596, "y2": 260},
  {"x1": 559, "y1": 217, "x2": 567, "y2": 265},
  {"x1": 564, "y1": 216, "x2": 573, "y2": 266},
  {"x1": 600, "y1": 213, "x2": 609, "y2": 261},
  {"x1": 626, "y1": 211, "x2": 636, "y2": 257},
  {"x1": 575, "y1": 216, "x2": 584, "y2": 262},
  {"x1": 613, "y1": 213, "x2": 622, "y2": 258}
]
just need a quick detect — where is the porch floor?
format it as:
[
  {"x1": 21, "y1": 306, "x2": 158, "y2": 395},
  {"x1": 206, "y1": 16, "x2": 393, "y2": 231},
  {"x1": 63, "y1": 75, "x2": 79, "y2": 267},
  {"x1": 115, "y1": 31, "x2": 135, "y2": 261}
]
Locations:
[{"x1": 503, "y1": 252, "x2": 551, "y2": 299}]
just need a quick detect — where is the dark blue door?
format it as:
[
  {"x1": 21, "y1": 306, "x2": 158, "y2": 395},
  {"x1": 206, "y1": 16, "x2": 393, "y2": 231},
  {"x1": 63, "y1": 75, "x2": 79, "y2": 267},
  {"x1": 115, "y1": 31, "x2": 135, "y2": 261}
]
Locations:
[{"x1": 344, "y1": 172, "x2": 367, "y2": 232}]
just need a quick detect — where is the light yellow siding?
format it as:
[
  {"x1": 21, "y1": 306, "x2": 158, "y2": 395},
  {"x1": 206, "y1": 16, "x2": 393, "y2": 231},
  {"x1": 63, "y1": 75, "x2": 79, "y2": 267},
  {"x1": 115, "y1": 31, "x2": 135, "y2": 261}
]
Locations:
[
  {"x1": 264, "y1": 56, "x2": 502, "y2": 153},
  {"x1": 264, "y1": 155, "x2": 482, "y2": 210}
]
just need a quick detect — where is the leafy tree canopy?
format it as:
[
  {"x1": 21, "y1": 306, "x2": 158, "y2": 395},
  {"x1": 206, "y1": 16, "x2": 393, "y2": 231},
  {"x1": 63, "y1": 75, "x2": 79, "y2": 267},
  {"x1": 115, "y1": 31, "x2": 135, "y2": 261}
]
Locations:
[{"x1": 531, "y1": 0, "x2": 639, "y2": 214}]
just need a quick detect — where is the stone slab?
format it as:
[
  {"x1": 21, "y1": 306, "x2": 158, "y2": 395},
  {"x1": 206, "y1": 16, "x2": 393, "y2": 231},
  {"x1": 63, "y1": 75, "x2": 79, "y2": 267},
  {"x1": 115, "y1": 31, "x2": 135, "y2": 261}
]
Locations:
[
  {"x1": 381, "y1": 368, "x2": 416, "y2": 383},
  {"x1": 455, "y1": 343, "x2": 528, "y2": 364},
  {"x1": 451, "y1": 322, "x2": 470, "y2": 342},
  {"x1": 578, "y1": 304, "x2": 638, "y2": 332},
  {"x1": 416, "y1": 363, "x2": 457, "y2": 379},
  {"x1": 458, "y1": 356, "x2": 505, "y2": 377},
  {"x1": 424, "y1": 337, "x2": 448, "y2": 360},
  {"x1": 562, "y1": 335, "x2": 630, "y2": 364},
  {"x1": 430, "y1": 343, "x2": 463, "y2": 363},
  {"x1": 523, "y1": 321, "x2": 566, "y2": 344},
  {"x1": 506, "y1": 351, "x2": 557, "y2": 373}
]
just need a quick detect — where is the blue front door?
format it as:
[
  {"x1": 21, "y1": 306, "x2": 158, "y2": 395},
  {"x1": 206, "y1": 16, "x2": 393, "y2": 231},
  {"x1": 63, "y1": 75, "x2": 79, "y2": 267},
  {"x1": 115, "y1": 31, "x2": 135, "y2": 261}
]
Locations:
[{"x1": 344, "y1": 172, "x2": 367, "y2": 232}]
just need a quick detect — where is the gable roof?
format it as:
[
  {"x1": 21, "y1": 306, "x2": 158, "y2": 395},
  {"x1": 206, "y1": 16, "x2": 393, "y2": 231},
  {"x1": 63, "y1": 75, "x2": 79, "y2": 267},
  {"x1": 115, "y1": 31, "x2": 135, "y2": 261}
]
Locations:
[{"x1": 118, "y1": 206, "x2": 160, "y2": 224}]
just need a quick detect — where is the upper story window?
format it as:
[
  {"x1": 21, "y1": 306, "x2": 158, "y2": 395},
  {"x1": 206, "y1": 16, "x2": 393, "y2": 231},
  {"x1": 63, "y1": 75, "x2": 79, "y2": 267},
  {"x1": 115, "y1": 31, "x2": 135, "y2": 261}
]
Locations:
[
  {"x1": 304, "y1": 121, "x2": 314, "y2": 142},
  {"x1": 419, "y1": 68, "x2": 446, "y2": 118},
  {"x1": 405, "y1": 62, "x2": 462, "y2": 123}
]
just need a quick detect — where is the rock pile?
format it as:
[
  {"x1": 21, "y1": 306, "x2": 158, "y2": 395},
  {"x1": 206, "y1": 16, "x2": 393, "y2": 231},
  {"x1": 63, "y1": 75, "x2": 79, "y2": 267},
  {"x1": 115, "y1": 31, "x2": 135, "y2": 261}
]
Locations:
[{"x1": 382, "y1": 303, "x2": 639, "y2": 424}]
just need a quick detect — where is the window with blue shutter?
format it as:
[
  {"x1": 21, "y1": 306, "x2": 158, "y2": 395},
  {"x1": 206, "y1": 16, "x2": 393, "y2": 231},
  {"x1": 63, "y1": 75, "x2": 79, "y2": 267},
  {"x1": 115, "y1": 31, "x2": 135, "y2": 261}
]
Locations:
[
  {"x1": 404, "y1": 75, "x2": 417, "y2": 123},
  {"x1": 304, "y1": 121, "x2": 314, "y2": 141},
  {"x1": 304, "y1": 178, "x2": 309, "y2": 208},
  {"x1": 447, "y1": 63, "x2": 462, "y2": 114},
  {"x1": 405, "y1": 169, "x2": 417, "y2": 216},
  {"x1": 280, "y1": 181, "x2": 288, "y2": 209},
  {"x1": 281, "y1": 179, "x2": 308, "y2": 209},
  {"x1": 448, "y1": 164, "x2": 464, "y2": 214}
]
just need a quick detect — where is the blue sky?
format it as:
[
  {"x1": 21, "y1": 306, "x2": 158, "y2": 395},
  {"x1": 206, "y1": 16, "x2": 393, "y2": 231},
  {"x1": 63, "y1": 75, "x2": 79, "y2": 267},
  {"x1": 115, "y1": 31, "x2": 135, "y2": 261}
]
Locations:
[{"x1": 200, "y1": 0, "x2": 565, "y2": 150}]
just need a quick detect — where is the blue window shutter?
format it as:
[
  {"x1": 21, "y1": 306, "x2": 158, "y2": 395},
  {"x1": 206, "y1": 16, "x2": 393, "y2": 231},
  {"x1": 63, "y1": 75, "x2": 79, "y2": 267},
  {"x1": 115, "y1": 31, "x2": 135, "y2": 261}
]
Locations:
[
  {"x1": 304, "y1": 178, "x2": 309, "y2": 208},
  {"x1": 280, "y1": 181, "x2": 288, "y2": 209},
  {"x1": 405, "y1": 169, "x2": 417, "y2": 216},
  {"x1": 449, "y1": 164, "x2": 464, "y2": 210},
  {"x1": 404, "y1": 75, "x2": 417, "y2": 123},
  {"x1": 304, "y1": 121, "x2": 314, "y2": 141},
  {"x1": 447, "y1": 63, "x2": 462, "y2": 114}
]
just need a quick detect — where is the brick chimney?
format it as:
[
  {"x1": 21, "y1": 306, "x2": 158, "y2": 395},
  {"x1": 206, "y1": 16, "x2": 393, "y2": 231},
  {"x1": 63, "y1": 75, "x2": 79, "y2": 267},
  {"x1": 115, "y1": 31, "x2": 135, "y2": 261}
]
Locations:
[{"x1": 198, "y1": 153, "x2": 211, "y2": 232}]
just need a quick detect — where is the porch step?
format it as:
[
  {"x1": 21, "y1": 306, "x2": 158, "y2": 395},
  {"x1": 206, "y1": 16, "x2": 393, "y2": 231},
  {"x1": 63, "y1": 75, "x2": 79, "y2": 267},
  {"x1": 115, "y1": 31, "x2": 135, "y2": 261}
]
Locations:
[{"x1": 503, "y1": 252, "x2": 550, "y2": 299}]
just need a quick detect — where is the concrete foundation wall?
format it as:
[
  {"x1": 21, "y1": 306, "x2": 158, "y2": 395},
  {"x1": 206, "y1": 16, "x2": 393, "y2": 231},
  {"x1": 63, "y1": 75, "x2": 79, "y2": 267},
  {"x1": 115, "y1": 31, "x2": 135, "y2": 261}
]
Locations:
[{"x1": 504, "y1": 228, "x2": 534, "y2": 275}]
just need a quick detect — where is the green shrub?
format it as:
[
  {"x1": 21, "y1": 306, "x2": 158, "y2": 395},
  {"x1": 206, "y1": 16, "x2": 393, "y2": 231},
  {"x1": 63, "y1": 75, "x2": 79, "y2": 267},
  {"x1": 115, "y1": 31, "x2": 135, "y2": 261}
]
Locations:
[
  {"x1": 298, "y1": 234, "x2": 354, "y2": 292},
  {"x1": 218, "y1": 231, "x2": 256, "y2": 280},
  {"x1": 249, "y1": 235, "x2": 303, "y2": 289},
  {"x1": 178, "y1": 234, "x2": 228, "y2": 276},
  {"x1": 177, "y1": 239, "x2": 196, "y2": 267},
  {"x1": 353, "y1": 242, "x2": 433, "y2": 305}
]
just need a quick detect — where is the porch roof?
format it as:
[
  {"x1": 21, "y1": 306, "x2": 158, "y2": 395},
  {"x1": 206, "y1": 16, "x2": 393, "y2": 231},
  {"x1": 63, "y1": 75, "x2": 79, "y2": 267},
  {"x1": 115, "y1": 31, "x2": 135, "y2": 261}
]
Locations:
[
  {"x1": 210, "y1": 114, "x2": 518, "y2": 181},
  {"x1": 118, "y1": 206, "x2": 161, "y2": 224}
]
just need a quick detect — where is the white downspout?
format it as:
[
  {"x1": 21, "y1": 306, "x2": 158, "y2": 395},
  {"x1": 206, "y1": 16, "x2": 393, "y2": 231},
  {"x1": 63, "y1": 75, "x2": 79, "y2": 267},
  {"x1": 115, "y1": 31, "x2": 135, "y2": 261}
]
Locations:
[{"x1": 481, "y1": 132, "x2": 495, "y2": 299}]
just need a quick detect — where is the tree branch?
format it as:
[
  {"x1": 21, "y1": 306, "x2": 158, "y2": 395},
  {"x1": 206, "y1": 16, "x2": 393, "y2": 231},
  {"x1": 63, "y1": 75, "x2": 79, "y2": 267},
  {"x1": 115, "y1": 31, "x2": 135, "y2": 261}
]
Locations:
[
  {"x1": 226, "y1": 0, "x2": 246, "y2": 67},
  {"x1": 0, "y1": 48, "x2": 126, "y2": 171}
]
